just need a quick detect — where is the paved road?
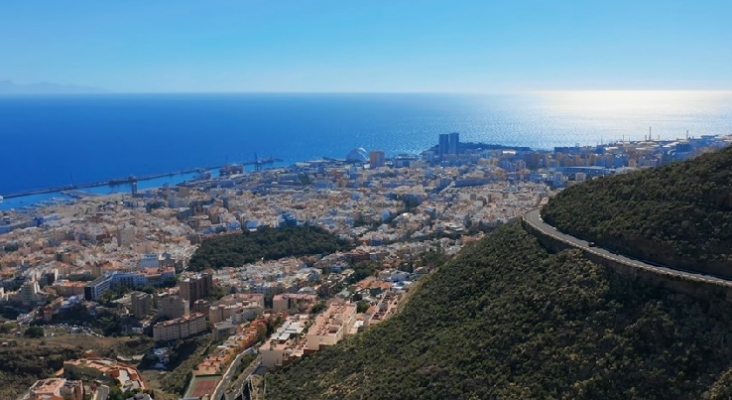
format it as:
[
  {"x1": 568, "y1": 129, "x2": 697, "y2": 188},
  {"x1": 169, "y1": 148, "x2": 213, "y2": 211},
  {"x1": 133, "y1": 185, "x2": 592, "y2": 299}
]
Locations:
[
  {"x1": 214, "y1": 351, "x2": 262, "y2": 400},
  {"x1": 523, "y1": 210, "x2": 732, "y2": 287}
]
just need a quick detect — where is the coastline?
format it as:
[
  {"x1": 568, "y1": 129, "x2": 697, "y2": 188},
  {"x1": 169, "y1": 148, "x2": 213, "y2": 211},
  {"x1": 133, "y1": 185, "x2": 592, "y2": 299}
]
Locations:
[
  {"x1": 0, "y1": 169, "x2": 216, "y2": 212},
  {"x1": 1, "y1": 167, "x2": 214, "y2": 199},
  {"x1": 3, "y1": 133, "x2": 729, "y2": 212}
]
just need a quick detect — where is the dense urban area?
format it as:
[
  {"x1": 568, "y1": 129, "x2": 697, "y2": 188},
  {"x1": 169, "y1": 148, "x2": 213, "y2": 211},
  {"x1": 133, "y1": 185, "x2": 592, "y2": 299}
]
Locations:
[{"x1": 0, "y1": 132, "x2": 730, "y2": 400}]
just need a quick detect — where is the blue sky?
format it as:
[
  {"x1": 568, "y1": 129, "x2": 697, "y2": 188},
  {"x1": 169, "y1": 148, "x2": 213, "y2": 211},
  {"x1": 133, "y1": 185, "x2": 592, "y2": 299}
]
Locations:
[{"x1": 1, "y1": 0, "x2": 730, "y2": 92}]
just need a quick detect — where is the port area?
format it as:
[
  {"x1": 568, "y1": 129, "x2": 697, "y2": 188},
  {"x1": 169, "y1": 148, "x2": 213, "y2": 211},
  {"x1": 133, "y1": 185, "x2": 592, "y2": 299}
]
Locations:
[
  {"x1": 2, "y1": 157, "x2": 284, "y2": 200},
  {"x1": 0, "y1": 157, "x2": 283, "y2": 211},
  {"x1": 2, "y1": 167, "x2": 211, "y2": 200}
]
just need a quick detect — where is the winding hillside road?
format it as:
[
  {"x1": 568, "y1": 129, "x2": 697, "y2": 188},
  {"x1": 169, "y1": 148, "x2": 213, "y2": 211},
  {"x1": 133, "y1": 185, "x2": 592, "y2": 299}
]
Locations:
[{"x1": 523, "y1": 209, "x2": 732, "y2": 288}]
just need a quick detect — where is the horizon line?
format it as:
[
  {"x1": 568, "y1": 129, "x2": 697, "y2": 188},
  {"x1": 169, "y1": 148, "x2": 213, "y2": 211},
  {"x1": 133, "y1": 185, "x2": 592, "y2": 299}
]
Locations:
[{"x1": 2, "y1": 89, "x2": 732, "y2": 96}]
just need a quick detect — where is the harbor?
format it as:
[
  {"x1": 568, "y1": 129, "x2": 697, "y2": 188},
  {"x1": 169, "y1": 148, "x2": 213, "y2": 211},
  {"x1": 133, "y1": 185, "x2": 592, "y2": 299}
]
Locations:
[
  {"x1": 0, "y1": 156, "x2": 283, "y2": 211},
  {"x1": 2, "y1": 167, "x2": 212, "y2": 200}
]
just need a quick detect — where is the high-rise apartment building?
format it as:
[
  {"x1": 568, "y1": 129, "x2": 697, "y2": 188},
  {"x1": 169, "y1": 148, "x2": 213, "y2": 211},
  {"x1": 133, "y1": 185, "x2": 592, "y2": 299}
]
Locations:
[
  {"x1": 179, "y1": 273, "x2": 213, "y2": 305},
  {"x1": 448, "y1": 132, "x2": 460, "y2": 155},
  {"x1": 131, "y1": 292, "x2": 151, "y2": 319},
  {"x1": 369, "y1": 150, "x2": 386, "y2": 168},
  {"x1": 438, "y1": 132, "x2": 460, "y2": 159},
  {"x1": 156, "y1": 293, "x2": 189, "y2": 318},
  {"x1": 438, "y1": 133, "x2": 450, "y2": 159}
]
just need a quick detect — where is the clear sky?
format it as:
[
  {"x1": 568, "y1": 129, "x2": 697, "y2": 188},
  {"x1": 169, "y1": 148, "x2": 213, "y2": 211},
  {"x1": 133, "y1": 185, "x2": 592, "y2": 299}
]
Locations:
[{"x1": 1, "y1": 0, "x2": 730, "y2": 92}]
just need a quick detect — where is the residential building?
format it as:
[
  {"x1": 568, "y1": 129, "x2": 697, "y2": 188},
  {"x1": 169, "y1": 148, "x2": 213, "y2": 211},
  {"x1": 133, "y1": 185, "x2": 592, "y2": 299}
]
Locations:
[
  {"x1": 138, "y1": 253, "x2": 160, "y2": 269},
  {"x1": 84, "y1": 275, "x2": 112, "y2": 301},
  {"x1": 213, "y1": 320, "x2": 234, "y2": 341},
  {"x1": 153, "y1": 312, "x2": 207, "y2": 342},
  {"x1": 15, "y1": 279, "x2": 45, "y2": 306},
  {"x1": 369, "y1": 150, "x2": 386, "y2": 168},
  {"x1": 208, "y1": 302, "x2": 263, "y2": 325},
  {"x1": 179, "y1": 273, "x2": 212, "y2": 305},
  {"x1": 272, "y1": 293, "x2": 317, "y2": 314},
  {"x1": 378, "y1": 269, "x2": 410, "y2": 283},
  {"x1": 439, "y1": 133, "x2": 450, "y2": 159},
  {"x1": 156, "y1": 293, "x2": 189, "y2": 319},
  {"x1": 28, "y1": 378, "x2": 83, "y2": 400},
  {"x1": 261, "y1": 317, "x2": 309, "y2": 368},
  {"x1": 131, "y1": 292, "x2": 151, "y2": 319},
  {"x1": 110, "y1": 271, "x2": 148, "y2": 288},
  {"x1": 306, "y1": 302, "x2": 357, "y2": 351},
  {"x1": 448, "y1": 132, "x2": 460, "y2": 155},
  {"x1": 192, "y1": 298, "x2": 210, "y2": 315},
  {"x1": 52, "y1": 280, "x2": 86, "y2": 297},
  {"x1": 63, "y1": 358, "x2": 145, "y2": 393}
]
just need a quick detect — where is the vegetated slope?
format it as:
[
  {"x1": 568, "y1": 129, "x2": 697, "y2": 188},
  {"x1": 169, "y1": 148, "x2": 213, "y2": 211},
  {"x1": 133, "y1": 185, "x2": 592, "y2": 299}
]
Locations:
[
  {"x1": 542, "y1": 146, "x2": 732, "y2": 277},
  {"x1": 266, "y1": 222, "x2": 732, "y2": 400},
  {"x1": 0, "y1": 335, "x2": 152, "y2": 399},
  {"x1": 0, "y1": 345, "x2": 84, "y2": 399},
  {"x1": 188, "y1": 225, "x2": 352, "y2": 271}
]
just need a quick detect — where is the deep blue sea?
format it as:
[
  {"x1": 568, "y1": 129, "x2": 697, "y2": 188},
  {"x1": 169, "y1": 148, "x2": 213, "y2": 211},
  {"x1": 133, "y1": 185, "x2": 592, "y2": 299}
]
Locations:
[{"x1": 1, "y1": 91, "x2": 732, "y2": 209}]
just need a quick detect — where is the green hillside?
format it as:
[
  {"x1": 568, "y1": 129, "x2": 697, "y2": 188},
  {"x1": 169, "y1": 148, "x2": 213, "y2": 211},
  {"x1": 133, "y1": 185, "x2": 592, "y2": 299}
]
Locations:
[
  {"x1": 0, "y1": 344, "x2": 84, "y2": 399},
  {"x1": 266, "y1": 222, "x2": 732, "y2": 400},
  {"x1": 542, "y1": 146, "x2": 732, "y2": 277}
]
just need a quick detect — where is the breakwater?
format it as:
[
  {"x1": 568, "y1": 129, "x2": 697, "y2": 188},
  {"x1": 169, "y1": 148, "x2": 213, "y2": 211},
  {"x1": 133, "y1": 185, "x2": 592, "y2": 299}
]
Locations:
[
  {"x1": 2, "y1": 167, "x2": 213, "y2": 199},
  {"x1": 3, "y1": 156, "x2": 284, "y2": 200}
]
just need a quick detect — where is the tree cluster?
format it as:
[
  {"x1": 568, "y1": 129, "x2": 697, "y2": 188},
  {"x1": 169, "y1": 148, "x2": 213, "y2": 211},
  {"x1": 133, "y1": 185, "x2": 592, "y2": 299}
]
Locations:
[
  {"x1": 158, "y1": 334, "x2": 214, "y2": 395},
  {"x1": 49, "y1": 303, "x2": 123, "y2": 336},
  {"x1": 0, "y1": 345, "x2": 84, "y2": 399},
  {"x1": 188, "y1": 225, "x2": 352, "y2": 271},
  {"x1": 23, "y1": 326, "x2": 44, "y2": 338}
]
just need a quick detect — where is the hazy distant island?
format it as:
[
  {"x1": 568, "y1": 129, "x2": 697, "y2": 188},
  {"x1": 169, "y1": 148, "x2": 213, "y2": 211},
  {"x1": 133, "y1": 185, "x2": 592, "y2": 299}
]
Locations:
[{"x1": 0, "y1": 80, "x2": 106, "y2": 95}]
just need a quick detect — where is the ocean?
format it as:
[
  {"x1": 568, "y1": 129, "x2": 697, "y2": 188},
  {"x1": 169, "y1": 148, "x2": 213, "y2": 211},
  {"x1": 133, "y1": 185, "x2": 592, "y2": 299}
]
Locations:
[{"x1": 1, "y1": 91, "x2": 732, "y2": 209}]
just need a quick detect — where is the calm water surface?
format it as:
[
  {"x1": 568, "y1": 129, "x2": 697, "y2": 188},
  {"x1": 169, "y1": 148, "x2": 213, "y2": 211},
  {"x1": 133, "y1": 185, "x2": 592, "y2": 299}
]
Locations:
[{"x1": 0, "y1": 91, "x2": 730, "y2": 198}]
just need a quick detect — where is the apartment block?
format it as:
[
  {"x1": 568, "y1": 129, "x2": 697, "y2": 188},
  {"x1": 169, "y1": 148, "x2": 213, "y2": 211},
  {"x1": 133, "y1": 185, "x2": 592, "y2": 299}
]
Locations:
[
  {"x1": 131, "y1": 291, "x2": 152, "y2": 319},
  {"x1": 28, "y1": 378, "x2": 83, "y2": 400},
  {"x1": 156, "y1": 293, "x2": 189, "y2": 319},
  {"x1": 306, "y1": 302, "x2": 356, "y2": 351},
  {"x1": 179, "y1": 273, "x2": 213, "y2": 305},
  {"x1": 272, "y1": 293, "x2": 317, "y2": 314},
  {"x1": 153, "y1": 312, "x2": 207, "y2": 342},
  {"x1": 63, "y1": 358, "x2": 145, "y2": 393},
  {"x1": 261, "y1": 317, "x2": 309, "y2": 368}
]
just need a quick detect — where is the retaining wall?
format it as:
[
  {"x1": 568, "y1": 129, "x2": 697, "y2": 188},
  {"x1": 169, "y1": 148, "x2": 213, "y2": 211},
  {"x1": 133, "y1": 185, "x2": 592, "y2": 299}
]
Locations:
[{"x1": 521, "y1": 218, "x2": 732, "y2": 303}]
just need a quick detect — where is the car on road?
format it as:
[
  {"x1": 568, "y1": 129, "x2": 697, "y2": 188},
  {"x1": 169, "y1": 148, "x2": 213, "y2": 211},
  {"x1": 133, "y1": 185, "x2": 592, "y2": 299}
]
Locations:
[{"x1": 588, "y1": 242, "x2": 596, "y2": 247}]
